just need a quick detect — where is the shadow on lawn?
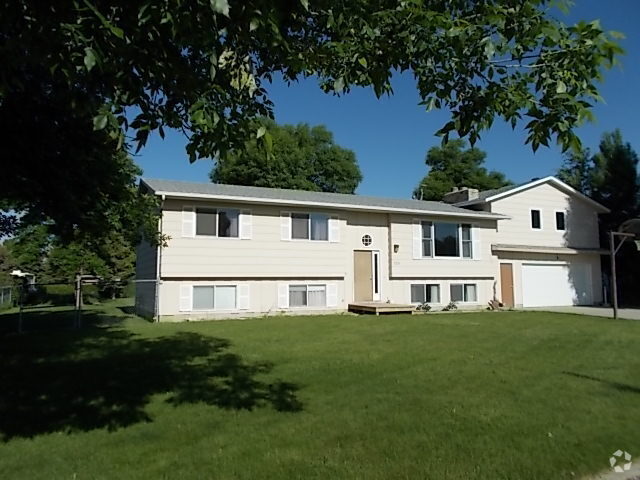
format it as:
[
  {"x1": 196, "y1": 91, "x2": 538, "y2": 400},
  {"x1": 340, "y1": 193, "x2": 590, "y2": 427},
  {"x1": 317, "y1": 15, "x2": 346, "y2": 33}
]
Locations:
[
  {"x1": 0, "y1": 328, "x2": 302, "y2": 440},
  {"x1": 563, "y1": 371, "x2": 640, "y2": 394}
]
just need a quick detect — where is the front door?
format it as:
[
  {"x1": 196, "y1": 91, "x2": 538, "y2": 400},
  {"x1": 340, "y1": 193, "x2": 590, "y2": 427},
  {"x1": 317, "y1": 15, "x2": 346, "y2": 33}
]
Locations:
[
  {"x1": 354, "y1": 250, "x2": 373, "y2": 302},
  {"x1": 500, "y1": 263, "x2": 515, "y2": 307}
]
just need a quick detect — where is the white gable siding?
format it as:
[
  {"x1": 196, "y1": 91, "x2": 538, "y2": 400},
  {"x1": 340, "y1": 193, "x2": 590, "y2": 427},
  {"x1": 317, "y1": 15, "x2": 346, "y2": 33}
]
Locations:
[{"x1": 488, "y1": 183, "x2": 600, "y2": 249}]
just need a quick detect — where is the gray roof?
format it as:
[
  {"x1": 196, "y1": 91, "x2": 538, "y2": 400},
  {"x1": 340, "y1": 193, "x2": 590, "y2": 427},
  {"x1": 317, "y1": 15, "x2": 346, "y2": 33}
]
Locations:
[{"x1": 141, "y1": 178, "x2": 506, "y2": 219}]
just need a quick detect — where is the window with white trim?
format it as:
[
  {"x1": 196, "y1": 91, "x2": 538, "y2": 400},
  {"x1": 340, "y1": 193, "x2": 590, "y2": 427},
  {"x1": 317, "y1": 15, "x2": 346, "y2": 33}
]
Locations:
[
  {"x1": 421, "y1": 222, "x2": 473, "y2": 258},
  {"x1": 555, "y1": 211, "x2": 566, "y2": 231},
  {"x1": 192, "y1": 285, "x2": 237, "y2": 310},
  {"x1": 531, "y1": 209, "x2": 542, "y2": 230},
  {"x1": 291, "y1": 213, "x2": 328, "y2": 241},
  {"x1": 411, "y1": 284, "x2": 440, "y2": 304},
  {"x1": 196, "y1": 208, "x2": 239, "y2": 237},
  {"x1": 289, "y1": 284, "x2": 326, "y2": 307},
  {"x1": 450, "y1": 283, "x2": 477, "y2": 303}
]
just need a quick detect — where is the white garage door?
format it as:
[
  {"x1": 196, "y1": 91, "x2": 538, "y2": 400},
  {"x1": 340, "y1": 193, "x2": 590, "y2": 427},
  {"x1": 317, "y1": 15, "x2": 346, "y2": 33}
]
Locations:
[{"x1": 522, "y1": 263, "x2": 592, "y2": 307}]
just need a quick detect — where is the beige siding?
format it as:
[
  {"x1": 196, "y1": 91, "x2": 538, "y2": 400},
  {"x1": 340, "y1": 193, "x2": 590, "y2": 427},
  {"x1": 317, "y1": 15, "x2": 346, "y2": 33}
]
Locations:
[
  {"x1": 161, "y1": 199, "x2": 348, "y2": 278},
  {"x1": 489, "y1": 183, "x2": 600, "y2": 248},
  {"x1": 159, "y1": 278, "x2": 345, "y2": 320},
  {"x1": 388, "y1": 214, "x2": 499, "y2": 278},
  {"x1": 389, "y1": 278, "x2": 494, "y2": 310}
]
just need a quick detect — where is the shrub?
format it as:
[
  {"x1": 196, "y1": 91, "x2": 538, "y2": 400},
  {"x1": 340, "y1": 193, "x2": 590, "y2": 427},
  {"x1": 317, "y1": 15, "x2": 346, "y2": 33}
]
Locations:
[
  {"x1": 442, "y1": 301, "x2": 458, "y2": 311},
  {"x1": 416, "y1": 302, "x2": 431, "y2": 312}
]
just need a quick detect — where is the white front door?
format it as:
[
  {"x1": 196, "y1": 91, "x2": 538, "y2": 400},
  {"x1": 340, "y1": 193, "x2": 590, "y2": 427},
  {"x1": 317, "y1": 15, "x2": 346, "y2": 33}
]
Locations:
[{"x1": 522, "y1": 262, "x2": 593, "y2": 307}]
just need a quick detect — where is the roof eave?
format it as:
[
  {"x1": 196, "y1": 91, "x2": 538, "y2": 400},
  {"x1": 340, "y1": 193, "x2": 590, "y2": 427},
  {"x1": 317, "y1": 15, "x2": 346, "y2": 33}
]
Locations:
[{"x1": 151, "y1": 189, "x2": 509, "y2": 220}]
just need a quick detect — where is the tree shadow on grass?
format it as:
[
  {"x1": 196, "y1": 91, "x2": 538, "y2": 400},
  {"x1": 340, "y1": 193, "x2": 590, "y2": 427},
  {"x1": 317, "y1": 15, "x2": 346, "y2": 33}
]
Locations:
[
  {"x1": 0, "y1": 328, "x2": 302, "y2": 441},
  {"x1": 562, "y1": 371, "x2": 640, "y2": 394}
]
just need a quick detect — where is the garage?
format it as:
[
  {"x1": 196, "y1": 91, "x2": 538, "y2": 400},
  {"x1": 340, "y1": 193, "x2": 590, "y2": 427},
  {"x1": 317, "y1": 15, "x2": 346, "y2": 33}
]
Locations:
[{"x1": 521, "y1": 262, "x2": 593, "y2": 307}]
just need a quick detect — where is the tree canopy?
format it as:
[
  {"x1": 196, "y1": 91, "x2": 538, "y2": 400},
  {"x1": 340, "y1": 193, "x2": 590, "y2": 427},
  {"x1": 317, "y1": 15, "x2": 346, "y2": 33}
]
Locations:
[
  {"x1": 413, "y1": 140, "x2": 511, "y2": 201},
  {"x1": 0, "y1": 0, "x2": 623, "y2": 239},
  {"x1": 557, "y1": 129, "x2": 640, "y2": 306},
  {"x1": 211, "y1": 120, "x2": 362, "y2": 193}
]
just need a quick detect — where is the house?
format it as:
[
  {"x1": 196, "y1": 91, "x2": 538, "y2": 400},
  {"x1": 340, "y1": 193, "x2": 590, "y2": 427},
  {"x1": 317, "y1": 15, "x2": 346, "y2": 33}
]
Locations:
[
  {"x1": 446, "y1": 176, "x2": 609, "y2": 308},
  {"x1": 135, "y1": 176, "x2": 608, "y2": 321}
]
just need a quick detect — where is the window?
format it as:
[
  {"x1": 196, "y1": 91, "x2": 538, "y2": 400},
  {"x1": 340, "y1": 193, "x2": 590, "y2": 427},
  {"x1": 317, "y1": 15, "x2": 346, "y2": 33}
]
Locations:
[
  {"x1": 461, "y1": 224, "x2": 473, "y2": 258},
  {"x1": 420, "y1": 222, "x2": 475, "y2": 259},
  {"x1": 289, "y1": 284, "x2": 326, "y2": 307},
  {"x1": 362, "y1": 234, "x2": 372, "y2": 247},
  {"x1": 421, "y1": 221, "x2": 432, "y2": 257},
  {"x1": 193, "y1": 285, "x2": 237, "y2": 310},
  {"x1": 411, "y1": 284, "x2": 440, "y2": 304},
  {"x1": 450, "y1": 284, "x2": 477, "y2": 303},
  {"x1": 196, "y1": 208, "x2": 216, "y2": 236},
  {"x1": 291, "y1": 213, "x2": 328, "y2": 240},
  {"x1": 195, "y1": 208, "x2": 239, "y2": 237},
  {"x1": 531, "y1": 209, "x2": 542, "y2": 229},
  {"x1": 555, "y1": 211, "x2": 566, "y2": 231}
]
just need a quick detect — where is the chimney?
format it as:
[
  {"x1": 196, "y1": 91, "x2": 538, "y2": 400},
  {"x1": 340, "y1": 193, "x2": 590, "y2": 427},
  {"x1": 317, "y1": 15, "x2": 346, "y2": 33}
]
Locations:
[{"x1": 442, "y1": 186, "x2": 479, "y2": 204}]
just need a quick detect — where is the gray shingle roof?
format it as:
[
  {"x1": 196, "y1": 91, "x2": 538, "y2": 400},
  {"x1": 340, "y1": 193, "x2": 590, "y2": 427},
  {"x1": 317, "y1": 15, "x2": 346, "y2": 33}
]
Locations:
[
  {"x1": 453, "y1": 184, "x2": 521, "y2": 207},
  {"x1": 142, "y1": 178, "x2": 506, "y2": 219}
]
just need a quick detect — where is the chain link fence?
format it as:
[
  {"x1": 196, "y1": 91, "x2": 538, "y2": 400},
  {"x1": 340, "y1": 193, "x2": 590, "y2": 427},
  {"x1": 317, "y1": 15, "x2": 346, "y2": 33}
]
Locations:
[{"x1": 0, "y1": 278, "x2": 138, "y2": 334}]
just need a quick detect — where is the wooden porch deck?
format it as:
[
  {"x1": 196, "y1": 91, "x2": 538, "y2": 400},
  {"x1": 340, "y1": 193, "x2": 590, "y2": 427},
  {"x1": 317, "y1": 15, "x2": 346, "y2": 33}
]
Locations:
[{"x1": 348, "y1": 302, "x2": 416, "y2": 315}]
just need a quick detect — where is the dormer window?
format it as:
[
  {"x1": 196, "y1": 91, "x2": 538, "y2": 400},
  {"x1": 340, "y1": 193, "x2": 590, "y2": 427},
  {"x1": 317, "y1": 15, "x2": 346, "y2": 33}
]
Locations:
[{"x1": 531, "y1": 209, "x2": 542, "y2": 230}]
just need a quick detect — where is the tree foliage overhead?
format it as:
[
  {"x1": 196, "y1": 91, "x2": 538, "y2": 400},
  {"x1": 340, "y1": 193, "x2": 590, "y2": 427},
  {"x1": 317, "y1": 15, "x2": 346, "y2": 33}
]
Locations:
[
  {"x1": 0, "y1": 0, "x2": 623, "y2": 238},
  {"x1": 211, "y1": 119, "x2": 362, "y2": 193},
  {"x1": 413, "y1": 140, "x2": 511, "y2": 201}
]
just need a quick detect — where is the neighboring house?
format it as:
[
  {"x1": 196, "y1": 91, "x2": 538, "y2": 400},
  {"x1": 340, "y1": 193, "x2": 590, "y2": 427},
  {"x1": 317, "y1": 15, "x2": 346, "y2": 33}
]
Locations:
[
  {"x1": 135, "y1": 176, "x2": 608, "y2": 321},
  {"x1": 447, "y1": 176, "x2": 609, "y2": 308}
]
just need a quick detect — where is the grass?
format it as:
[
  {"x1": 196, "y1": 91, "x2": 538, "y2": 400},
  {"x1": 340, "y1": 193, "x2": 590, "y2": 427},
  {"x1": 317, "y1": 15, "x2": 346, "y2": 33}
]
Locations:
[{"x1": 1, "y1": 301, "x2": 639, "y2": 479}]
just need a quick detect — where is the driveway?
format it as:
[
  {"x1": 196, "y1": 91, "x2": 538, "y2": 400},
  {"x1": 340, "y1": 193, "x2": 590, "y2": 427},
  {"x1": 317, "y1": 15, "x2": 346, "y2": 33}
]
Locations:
[{"x1": 524, "y1": 306, "x2": 640, "y2": 321}]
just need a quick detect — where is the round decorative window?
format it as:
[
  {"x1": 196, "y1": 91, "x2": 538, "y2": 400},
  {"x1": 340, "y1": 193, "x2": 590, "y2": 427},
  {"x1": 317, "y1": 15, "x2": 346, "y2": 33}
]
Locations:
[{"x1": 362, "y1": 234, "x2": 372, "y2": 247}]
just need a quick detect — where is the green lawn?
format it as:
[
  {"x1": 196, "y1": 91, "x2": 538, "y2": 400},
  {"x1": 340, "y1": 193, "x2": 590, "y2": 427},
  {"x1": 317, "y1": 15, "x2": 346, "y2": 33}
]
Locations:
[{"x1": 1, "y1": 300, "x2": 639, "y2": 479}]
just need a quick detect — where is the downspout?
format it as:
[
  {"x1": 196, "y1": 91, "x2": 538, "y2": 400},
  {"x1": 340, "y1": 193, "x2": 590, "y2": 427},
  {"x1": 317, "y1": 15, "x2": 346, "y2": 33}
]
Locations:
[{"x1": 154, "y1": 194, "x2": 165, "y2": 323}]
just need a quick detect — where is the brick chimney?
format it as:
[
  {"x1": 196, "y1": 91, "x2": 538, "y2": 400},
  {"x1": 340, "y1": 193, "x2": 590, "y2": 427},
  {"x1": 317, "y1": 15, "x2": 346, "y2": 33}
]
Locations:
[{"x1": 442, "y1": 187, "x2": 479, "y2": 204}]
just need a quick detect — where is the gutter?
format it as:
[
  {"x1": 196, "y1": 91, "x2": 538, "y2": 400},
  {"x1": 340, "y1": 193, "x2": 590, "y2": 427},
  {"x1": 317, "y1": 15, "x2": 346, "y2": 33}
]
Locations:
[{"x1": 150, "y1": 190, "x2": 509, "y2": 221}]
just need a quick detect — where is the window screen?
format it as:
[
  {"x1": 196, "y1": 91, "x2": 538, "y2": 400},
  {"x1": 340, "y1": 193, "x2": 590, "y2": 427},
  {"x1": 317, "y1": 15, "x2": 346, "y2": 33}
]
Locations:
[
  {"x1": 193, "y1": 286, "x2": 215, "y2": 310},
  {"x1": 310, "y1": 214, "x2": 328, "y2": 240},
  {"x1": 289, "y1": 285, "x2": 307, "y2": 306},
  {"x1": 196, "y1": 209, "x2": 217, "y2": 236},
  {"x1": 218, "y1": 209, "x2": 239, "y2": 237},
  {"x1": 421, "y1": 221, "x2": 433, "y2": 257},
  {"x1": 291, "y1": 214, "x2": 309, "y2": 239}
]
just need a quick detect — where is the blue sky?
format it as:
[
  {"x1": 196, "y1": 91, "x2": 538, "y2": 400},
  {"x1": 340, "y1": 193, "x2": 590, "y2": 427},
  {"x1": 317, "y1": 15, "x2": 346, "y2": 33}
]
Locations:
[{"x1": 135, "y1": 0, "x2": 640, "y2": 199}]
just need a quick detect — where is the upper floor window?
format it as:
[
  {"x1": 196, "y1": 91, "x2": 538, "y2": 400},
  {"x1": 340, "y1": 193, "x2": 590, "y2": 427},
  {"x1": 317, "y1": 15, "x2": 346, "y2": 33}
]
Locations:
[
  {"x1": 292, "y1": 213, "x2": 328, "y2": 241},
  {"x1": 196, "y1": 208, "x2": 239, "y2": 237},
  {"x1": 555, "y1": 211, "x2": 566, "y2": 231},
  {"x1": 530, "y1": 209, "x2": 542, "y2": 230},
  {"x1": 421, "y1": 221, "x2": 473, "y2": 258}
]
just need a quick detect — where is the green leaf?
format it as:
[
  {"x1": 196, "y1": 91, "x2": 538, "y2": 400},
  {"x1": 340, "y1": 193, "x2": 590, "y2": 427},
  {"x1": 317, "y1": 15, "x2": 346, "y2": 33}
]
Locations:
[
  {"x1": 256, "y1": 126, "x2": 266, "y2": 139},
  {"x1": 358, "y1": 57, "x2": 367, "y2": 68},
  {"x1": 300, "y1": 0, "x2": 309, "y2": 11},
  {"x1": 83, "y1": 47, "x2": 97, "y2": 71},
  {"x1": 333, "y1": 77, "x2": 345, "y2": 93},
  {"x1": 93, "y1": 113, "x2": 109, "y2": 131},
  {"x1": 211, "y1": 0, "x2": 230, "y2": 17},
  {"x1": 556, "y1": 80, "x2": 567, "y2": 94}
]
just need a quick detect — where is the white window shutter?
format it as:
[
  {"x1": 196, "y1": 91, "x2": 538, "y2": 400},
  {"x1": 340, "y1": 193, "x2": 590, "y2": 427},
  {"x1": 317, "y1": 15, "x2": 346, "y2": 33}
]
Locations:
[
  {"x1": 327, "y1": 283, "x2": 338, "y2": 307},
  {"x1": 237, "y1": 284, "x2": 250, "y2": 310},
  {"x1": 280, "y1": 212, "x2": 291, "y2": 241},
  {"x1": 179, "y1": 284, "x2": 192, "y2": 312},
  {"x1": 240, "y1": 210, "x2": 252, "y2": 239},
  {"x1": 412, "y1": 219, "x2": 422, "y2": 259},
  {"x1": 473, "y1": 226, "x2": 482, "y2": 260},
  {"x1": 329, "y1": 216, "x2": 340, "y2": 242},
  {"x1": 277, "y1": 283, "x2": 289, "y2": 308},
  {"x1": 182, "y1": 206, "x2": 196, "y2": 238}
]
